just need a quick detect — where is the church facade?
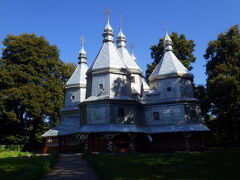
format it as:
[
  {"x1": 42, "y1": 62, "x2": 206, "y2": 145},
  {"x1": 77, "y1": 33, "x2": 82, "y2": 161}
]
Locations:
[{"x1": 42, "y1": 18, "x2": 209, "y2": 153}]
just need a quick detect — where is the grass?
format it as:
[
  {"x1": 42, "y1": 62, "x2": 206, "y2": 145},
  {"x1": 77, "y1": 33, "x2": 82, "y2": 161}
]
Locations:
[
  {"x1": 85, "y1": 148, "x2": 240, "y2": 180},
  {"x1": 0, "y1": 151, "x2": 59, "y2": 180}
]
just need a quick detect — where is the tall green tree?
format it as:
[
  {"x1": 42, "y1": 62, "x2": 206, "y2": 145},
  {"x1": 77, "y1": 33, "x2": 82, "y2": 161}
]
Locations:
[
  {"x1": 146, "y1": 32, "x2": 196, "y2": 80},
  {"x1": 204, "y1": 25, "x2": 240, "y2": 145},
  {"x1": 0, "y1": 33, "x2": 75, "y2": 150}
]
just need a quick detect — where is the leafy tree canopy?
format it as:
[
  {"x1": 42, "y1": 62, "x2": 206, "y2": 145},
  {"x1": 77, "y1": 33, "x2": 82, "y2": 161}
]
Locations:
[
  {"x1": 0, "y1": 33, "x2": 75, "y2": 150},
  {"x1": 204, "y1": 25, "x2": 240, "y2": 144},
  {"x1": 146, "y1": 32, "x2": 196, "y2": 80}
]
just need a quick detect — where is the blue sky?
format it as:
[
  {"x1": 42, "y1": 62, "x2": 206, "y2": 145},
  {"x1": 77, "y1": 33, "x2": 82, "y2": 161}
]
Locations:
[{"x1": 0, "y1": 0, "x2": 239, "y2": 85}]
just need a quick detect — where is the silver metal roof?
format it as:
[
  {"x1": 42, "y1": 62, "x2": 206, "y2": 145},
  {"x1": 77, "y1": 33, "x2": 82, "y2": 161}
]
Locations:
[
  {"x1": 42, "y1": 122, "x2": 209, "y2": 137},
  {"x1": 87, "y1": 42, "x2": 127, "y2": 72},
  {"x1": 118, "y1": 47, "x2": 142, "y2": 72},
  {"x1": 149, "y1": 32, "x2": 190, "y2": 81},
  {"x1": 65, "y1": 41, "x2": 88, "y2": 88},
  {"x1": 142, "y1": 123, "x2": 210, "y2": 134},
  {"x1": 84, "y1": 95, "x2": 135, "y2": 102},
  {"x1": 42, "y1": 116, "x2": 80, "y2": 137},
  {"x1": 131, "y1": 52, "x2": 137, "y2": 61},
  {"x1": 149, "y1": 51, "x2": 189, "y2": 81},
  {"x1": 78, "y1": 124, "x2": 143, "y2": 133},
  {"x1": 117, "y1": 27, "x2": 126, "y2": 48},
  {"x1": 117, "y1": 27, "x2": 142, "y2": 73},
  {"x1": 65, "y1": 62, "x2": 88, "y2": 88}
]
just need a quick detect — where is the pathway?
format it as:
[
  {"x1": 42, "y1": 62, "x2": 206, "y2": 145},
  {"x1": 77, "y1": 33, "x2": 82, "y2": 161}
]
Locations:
[{"x1": 44, "y1": 153, "x2": 99, "y2": 180}]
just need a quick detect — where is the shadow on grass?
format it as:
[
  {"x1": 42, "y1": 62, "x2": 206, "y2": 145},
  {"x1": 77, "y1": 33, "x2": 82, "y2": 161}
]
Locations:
[
  {"x1": 86, "y1": 148, "x2": 240, "y2": 180},
  {"x1": 0, "y1": 153, "x2": 58, "y2": 180}
]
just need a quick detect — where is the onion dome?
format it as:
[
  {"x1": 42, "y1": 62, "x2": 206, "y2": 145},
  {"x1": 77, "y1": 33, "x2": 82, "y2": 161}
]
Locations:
[
  {"x1": 87, "y1": 18, "x2": 126, "y2": 73},
  {"x1": 117, "y1": 27, "x2": 126, "y2": 48},
  {"x1": 65, "y1": 38, "x2": 89, "y2": 88},
  {"x1": 103, "y1": 18, "x2": 114, "y2": 42},
  {"x1": 164, "y1": 31, "x2": 173, "y2": 52},
  {"x1": 78, "y1": 39, "x2": 87, "y2": 64}
]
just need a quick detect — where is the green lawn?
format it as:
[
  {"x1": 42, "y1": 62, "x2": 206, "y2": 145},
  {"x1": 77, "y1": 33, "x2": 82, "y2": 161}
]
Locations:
[
  {"x1": 0, "y1": 151, "x2": 58, "y2": 180},
  {"x1": 85, "y1": 148, "x2": 240, "y2": 180}
]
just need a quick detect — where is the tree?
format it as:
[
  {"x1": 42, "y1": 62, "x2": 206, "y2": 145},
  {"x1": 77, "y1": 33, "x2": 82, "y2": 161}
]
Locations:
[
  {"x1": 146, "y1": 32, "x2": 196, "y2": 80},
  {"x1": 0, "y1": 33, "x2": 75, "y2": 150},
  {"x1": 193, "y1": 84, "x2": 212, "y2": 122},
  {"x1": 204, "y1": 25, "x2": 240, "y2": 145}
]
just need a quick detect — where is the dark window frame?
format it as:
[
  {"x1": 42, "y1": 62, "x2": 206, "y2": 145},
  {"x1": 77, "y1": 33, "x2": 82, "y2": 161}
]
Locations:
[
  {"x1": 153, "y1": 111, "x2": 160, "y2": 120},
  {"x1": 167, "y1": 87, "x2": 172, "y2": 92},
  {"x1": 99, "y1": 84, "x2": 104, "y2": 90},
  {"x1": 131, "y1": 76, "x2": 135, "y2": 83},
  {"x1": 118, "y1": 108, "x2": 125, "y2": 117}
]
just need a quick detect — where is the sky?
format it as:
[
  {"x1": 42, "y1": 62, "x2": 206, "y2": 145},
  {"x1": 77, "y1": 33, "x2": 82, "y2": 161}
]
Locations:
[{"x1": 0, "y1": 0, "x2": 239, "y2": 85}]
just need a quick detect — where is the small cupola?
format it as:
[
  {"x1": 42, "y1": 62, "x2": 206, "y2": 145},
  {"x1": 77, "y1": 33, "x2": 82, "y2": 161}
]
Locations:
[
  {"x1": 117, "y1": 26, "x2": 126, "y2": 48},
  {"x1": 103, "y1": 18, "x2": 114, "y2": 42},
  {"x1": 78, "y1": 36, "x2": 87, "y2": 64}
]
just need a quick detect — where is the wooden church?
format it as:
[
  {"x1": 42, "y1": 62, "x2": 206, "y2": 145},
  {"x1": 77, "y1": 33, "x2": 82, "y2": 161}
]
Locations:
[{"x1": 42, "y1": 17, "x2": 209, "y2": 153}]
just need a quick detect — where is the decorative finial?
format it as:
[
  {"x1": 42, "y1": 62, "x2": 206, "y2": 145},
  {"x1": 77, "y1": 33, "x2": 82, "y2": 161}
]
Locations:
[
  {"x1": 103, "y1": 8, "x2": 114, "y2": 42},
  {"x1": 117, "y1": 16, "x2": 126, "y2": 48},
  {"x1": 80, "y1": 35, "x2": 85, "y2": 48},
  {"x1": 163, "y1": 24, "x2": 173, "y2": 52},
  {"x1": 78, "y1": 35, "x2": 87, "y2": 64},
  {"x1": 129, "y1": 43, "x2": 136, "y2": 61},
  {"x1": 164, "y1": 21, "x2": 168, "y2": 34},
  {"x1": 129, "y1": 43, "x2": 135, "y2": 54},
  {"x1": 120, "y1": 15, "x2": 123, "y2": 30},
  {"x1": 104, "y1": 8, "x2": 111, "y2": 21}
]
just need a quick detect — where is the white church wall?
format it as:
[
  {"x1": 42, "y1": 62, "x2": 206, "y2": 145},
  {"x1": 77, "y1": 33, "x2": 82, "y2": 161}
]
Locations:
[
  {"x1": 149, "y1": 77, "x2": 193, "y2": 100},
  {"x1": 86, "y1": 103, "x2": 110, "y2": 124},
  {"x1": 80, "y1": 88, "x2": 86, "y2": 102},
  {"x1": 91, "y1": 73, "x2": 110, "y2": 97},
  {"x1": 110, "y1": 103, "x2": 139, "y2": 124},
  {"x1": 64, "y1": 87, "x2": 81, "y2": 107},
  {"x1": 143, "y1": 104, "x2": 185, "y2": 125},
  {"x1": 109, "y1": 74, "x2": 131, "y2": 97},
  {"x1": 131, "y1": 74, "x2": 143, "y2": 95},
  {"x1": 60, "y1": 111, "x2": 80, "y2": 123}
]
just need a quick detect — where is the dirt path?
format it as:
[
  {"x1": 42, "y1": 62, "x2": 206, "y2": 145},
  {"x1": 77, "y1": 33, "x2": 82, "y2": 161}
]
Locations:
[{"x1": 43, "y1": 153, "x2": 99, "y2": 180}]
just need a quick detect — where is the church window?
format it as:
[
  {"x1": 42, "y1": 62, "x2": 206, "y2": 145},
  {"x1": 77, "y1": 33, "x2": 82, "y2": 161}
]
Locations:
[
  {"x1": 99, "y1": 84, "x2": 104, "y2": 90},
  {"x1": 167, "y1": 87, "x2": 172, "y2": 92},
  {"x1": 71, "y1": 95, "x2": 75, "y2": 100},
  {"x1": 153, "y1": 112, "x2": 160, "y2": 120},
  {"x1": 82, "y1": 111, "x2": 85, "y2": 121},
  {"x1": 118, "y1": 108, "x2": 125, "y2": 117},
  {"x1": 190, "y1": 110, "x2": 196, "y2": 119},
  {"x1": 131, "y1": 76, "x2": 135, "y2": 83}
]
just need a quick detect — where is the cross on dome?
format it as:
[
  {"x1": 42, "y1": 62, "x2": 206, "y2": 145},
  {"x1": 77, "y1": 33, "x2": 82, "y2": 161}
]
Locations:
[
  {"x1": 103, "y1": 9, "x2": 114, "y2": 42},
  {"x1": 78, "y1": 35, "x2": 87, "y2": 64},
  {"x1": 117, "y1": 16, "x2": 126, "y2": 48},
  {"x1": 104, "y1": 8, "x2": 111, "y2": 20},
  {"x1": 80, "y1": 35, "x2": 85, "y2": 48}
]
